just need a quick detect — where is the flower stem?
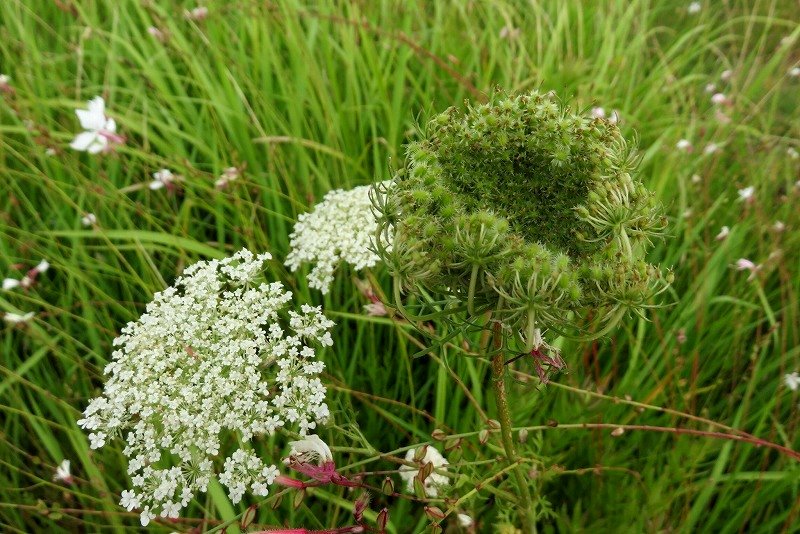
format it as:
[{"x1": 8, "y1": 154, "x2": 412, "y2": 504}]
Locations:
[{"x1": 490, "y1": 321, "x2": 537, "y2": 533}]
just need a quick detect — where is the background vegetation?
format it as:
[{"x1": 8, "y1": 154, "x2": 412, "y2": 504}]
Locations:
[{"x1": 1, "y1": 0, "x2": 798, "y2": 532}]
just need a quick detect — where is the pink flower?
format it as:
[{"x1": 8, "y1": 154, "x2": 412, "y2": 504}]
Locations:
[
  {"x1": 734, "y1": 258, "x2": 760, "y2": 280},
  {"x1": 185, "y1": 6, "x2": 208, "y2": 20},
  {"x1": 146, "y1": 26, "x2": 167, "y2": 42},
  {"x1": 281, "y1": 435, "x2": 358, "y2": 488},
  {"x1": 364, "y1": 302, "x2": 387, "y2": 317},
  {"x1": 711, "y1": 93, "x2": 729, "y2": 105}
]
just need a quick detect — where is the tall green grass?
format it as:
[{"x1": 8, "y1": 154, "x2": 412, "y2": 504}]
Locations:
[{"x1": 1, "y1": 0, "x2": 798, "y2": 532}]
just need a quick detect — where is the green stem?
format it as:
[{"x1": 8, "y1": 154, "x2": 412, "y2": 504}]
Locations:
[{"x1": 490, "y1": 321, "x2": 537, "y2": 533}]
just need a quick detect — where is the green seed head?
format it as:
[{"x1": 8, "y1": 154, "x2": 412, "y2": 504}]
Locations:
[{"x1": 375, "y1": 91, "x2": 670, "y2": 343}]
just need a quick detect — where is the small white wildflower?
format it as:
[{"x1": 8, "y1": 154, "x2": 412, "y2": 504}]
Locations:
[
  {"x1": 81, "y1": 213, "x2": 97, "y2": 227},
  {"x1": 691, "y1": 174, "x2": 702, "y2": 184},
  {"x1": 35, "y1": 259, "x2": 49, "y2": 273},
  {"x1": 457, "y1": 513, "x2": 475, "y2": 528},
  {"x1": 149, "y1": 169, "x2": 178, "y2": 190},
  {"x1": 608, "y1": 110, "x2": 621, "y2": 124},
  {"x1": 185, "y1": 6, "x2": 209, "y2": 20},
  {"x1": 147, "y1": 26, "x2": 166, "y2": 41},
  {"x1": 219, "y1": 450, "x2": 278, "y2": 504},
  {"x1": 788, "y1": 147, "x2": 799, "y2": 160},
  {"x1": 0, "y1": 74, "x2": 9, "y2": 87},
  {"x1": 715, "y1": 110, "x2": 731, "y2": 124},
  {"x1": 214, "y1": 167, "x2": 240, "y2": 189},
  {"x1": 773, "y1": 221, "x2": 785, "y2": 233},
  {"x1": 285, "y1": 434, "x2": 333, "y2": 465},
  {"x1": 688, "y1": 2, "x2": 701, "y2": 14},
  {"x1": 711, "y1": 93, "x2": 728, "y2": 105},
  {"x1": 399, "y1": 446, "x2": 449, "y2": 497},
  {"x1": 734, "y1": 258, "x2": 760, "y2": 280},
  {"x1": 720, "y1": 69, "x2": 733, "y2": 81},
  {"x1": 3, "y1": 278, "x2": 20, "y2": 291},
  {"x1": 120, "y1": 489, "x2": 140, "y2": 511},
  {"x1": 785, "y1": 372, "x2": 799, "y2": 391},
  {"x1": 590, "y1": 107, "x2": 606, "y2": 119},
  {"x1": 499, "y1": 26, "x2": 521, "y2": 40},
  {"x1": 676, "y1": 139, "x2": 693, "y2": 152},
  {"x1": 70, "y1": 96, "x2": 122, "y2": 154},
  {"x1": 705, "y1": 83, "x2": 716, "y2": 93},
  {"x1": 78, "y1": 249, "x2": 333, "y2": 522},
  {"x1": 364, "y1": 301, "x2": 388, "y2": 317},
  {"x1": 53, "y1": 459, "x2": 73, "y2": 484},
  {"x1": 704, "y1": 143, "x2": 721, "y2": 155},
  {"x1": 4, "y1": 311, "x2": 35, "y2": 324},
  {"x1": 286, "y1": 182, "x2": 391, "y2": 293},
  {"x1": 715, "y1": 226, "x2": 730, "y2": 241},
  {"x1": 789, "y1": 67, "x2": 800, "y2": 78},
  {"x1": 737, "y1": 186, "x2": 755, "y2": 202},
  {"x1": 45, "y1": 148, "x2": 57, "y2": 156}
]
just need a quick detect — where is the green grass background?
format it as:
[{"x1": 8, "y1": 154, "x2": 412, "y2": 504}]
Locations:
[{"x1": 1, "y1": 0, "x2": 799, "y2": 532}]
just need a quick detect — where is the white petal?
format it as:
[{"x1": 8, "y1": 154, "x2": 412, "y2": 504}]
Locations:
[
  {"x1": 3, "y1": 278, "x2": 20, "y2": 291},
  {"x1": 70, "y1": 131, "x2": 99, "y2": 151},
  {"x1": 35, "y1": 260, "x2": 50, "y2": 273},
  {"x1": 149, "y1": 181, "x2": 164, "y2": 190},
  {"x1": 87, "y1": 96, "x2": 105, "y2": 116},
  {"x1": 86, "y1": 136, "x2": 109, "y2": 154},
  {"x1": 104, "y1": 117, "x2": 116, "y2": 133},
  {"x1": 4, "y1": 312, "x2": 35, "y2": 324},
  {"x1": 75, "y1": 108, "x2": 106, "y2": 131}
]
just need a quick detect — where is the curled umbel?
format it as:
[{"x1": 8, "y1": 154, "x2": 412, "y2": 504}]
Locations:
[{"x1": 373, "y1": 91, "x2": 672, "y2": 350}]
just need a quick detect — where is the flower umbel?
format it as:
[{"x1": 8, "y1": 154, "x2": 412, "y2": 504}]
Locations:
[
  {"x1": 374, "y1": 91, "x2": 670, "y2": 349},
  {"x1": 77, "y1": 249, "x2": 333, "y2": 525},
  {"x1": 286, "y1": 183, "x2": 391, "y2": 293}
]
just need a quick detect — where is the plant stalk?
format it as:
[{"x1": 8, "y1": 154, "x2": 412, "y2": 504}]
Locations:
[{"x1": 490, "y1": 321, "x2": 537, "y2": 533}]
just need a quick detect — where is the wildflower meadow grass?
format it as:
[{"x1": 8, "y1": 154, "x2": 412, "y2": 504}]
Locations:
[{"x1": 1, "y1": 1, "x2": 799, "y2": 532}]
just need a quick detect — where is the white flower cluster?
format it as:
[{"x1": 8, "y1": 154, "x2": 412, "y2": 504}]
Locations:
[
  {"x1": 286, "y1": 183, "x2": 388, "y2": 294},
  {"x1": 399, "y1": 445, "x2": 450, "y2": 497},
  {"x1": 78, "y1": 249, "x2": 333, "y2": 526}
]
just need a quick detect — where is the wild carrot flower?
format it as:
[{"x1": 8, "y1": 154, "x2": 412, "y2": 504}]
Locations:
[
  {"x1": 286, "y1": 183, "x2": 390, "y2": 293},
  {"x1": 53, "y1": 459, "x2": 74, "y2": 485},
  {"x1": 399, "y1": 446, "x2": 449, "y2": 497},
  {"x1": 374, "y1": 91, "x2": 670, "y2": 351},
  {"x1": 70, "y1": 97, "x2": 123, "y2": 154},
  {"x1": 77, "y1": 249, "x2": 333, "y2": 525}
]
